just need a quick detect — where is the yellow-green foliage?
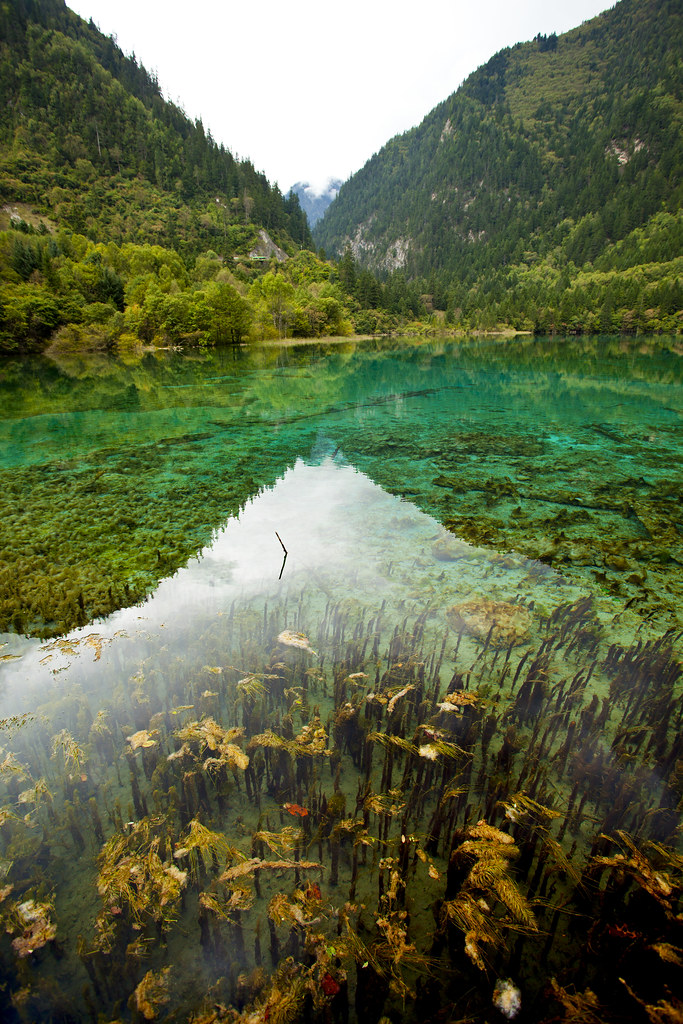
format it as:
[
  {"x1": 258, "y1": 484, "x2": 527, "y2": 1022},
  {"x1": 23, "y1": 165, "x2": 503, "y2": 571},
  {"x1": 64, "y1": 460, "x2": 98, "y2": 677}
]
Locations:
[
  {"x1": 96, "y1": 817, "x2": 186, "y2": 930},
  {"x1": 441, "y1": 820, "x2": 538, "y2": 971},
  {"x1": 173, "y1": 818, "x2": 243, "y2": 881}
]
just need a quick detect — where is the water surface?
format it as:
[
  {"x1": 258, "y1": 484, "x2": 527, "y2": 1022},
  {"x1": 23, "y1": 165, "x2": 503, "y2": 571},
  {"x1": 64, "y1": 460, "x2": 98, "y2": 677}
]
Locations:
[
  {"x1": 0, "y1": 335, "x2": 681, "y2": 1023},
  {"x1": 1, "y1": 335, "x2": 681, "y2": 637}
]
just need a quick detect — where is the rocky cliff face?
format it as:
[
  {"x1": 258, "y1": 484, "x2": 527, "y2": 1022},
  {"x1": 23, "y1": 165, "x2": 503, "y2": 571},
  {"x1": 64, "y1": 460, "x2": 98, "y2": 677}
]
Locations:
[
  {"x1": 249, "y1": 229, "x2": 288, "y2": 262},
  {"x1": 312, "y1": 0, "x2": 682, "y2": 296}
]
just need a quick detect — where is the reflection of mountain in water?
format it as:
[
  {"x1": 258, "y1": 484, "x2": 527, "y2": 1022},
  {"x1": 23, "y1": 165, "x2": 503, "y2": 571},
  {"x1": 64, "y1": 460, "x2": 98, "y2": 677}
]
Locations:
[
  {"x1": 0, "y1": 336, "x2": 681, "y2": 638},
  {"x1": 1, "y1": 457, "x2": 571, "y2": 704},
  {"x1": 0, "y1": 454, "x2": 681, "y2": 1024}
]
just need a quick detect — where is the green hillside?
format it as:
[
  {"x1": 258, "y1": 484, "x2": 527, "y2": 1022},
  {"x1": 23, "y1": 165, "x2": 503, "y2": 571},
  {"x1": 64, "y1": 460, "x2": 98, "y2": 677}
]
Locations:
[
  {"x1": 0, "y1": 0, "x2": 425, "y2": 352},
  {"x1": 314, "y1": 0, "x2": 683, "y2": 335},
  {"x1": 0, "y1": 0, "x2": 312, "y2": 255}
]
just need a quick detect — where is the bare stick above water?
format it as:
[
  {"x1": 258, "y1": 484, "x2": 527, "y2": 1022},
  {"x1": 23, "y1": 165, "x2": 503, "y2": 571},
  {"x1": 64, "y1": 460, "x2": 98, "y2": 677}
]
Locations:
[
  {"x1": 275, "y1": 532, "x2": 288, "y2": 555},
  {"x1": 275, "y1": 532, "x2": 288, "y2": 580}
]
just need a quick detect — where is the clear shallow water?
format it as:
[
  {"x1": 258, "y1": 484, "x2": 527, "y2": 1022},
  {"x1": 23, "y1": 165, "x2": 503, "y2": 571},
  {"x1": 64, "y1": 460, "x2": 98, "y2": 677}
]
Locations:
[
  {"x1": 1, "y1": 335, "x2": 681, "y2": 639},
  {"x1": 0, "y1": 336, "x2": 682, "y2": 1023},
  {"x1": 0, "y1": 457, "x2": 585, "y2": 710}
]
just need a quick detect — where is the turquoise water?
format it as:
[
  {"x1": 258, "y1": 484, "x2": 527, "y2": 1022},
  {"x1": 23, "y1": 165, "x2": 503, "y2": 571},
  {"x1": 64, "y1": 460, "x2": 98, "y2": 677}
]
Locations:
[
  {"x1": 0, "y1": 336, "x2": 681, "y2": 1022},
  {"x1": 1, "y1": 336, "x2": 681, "y2": 637}
]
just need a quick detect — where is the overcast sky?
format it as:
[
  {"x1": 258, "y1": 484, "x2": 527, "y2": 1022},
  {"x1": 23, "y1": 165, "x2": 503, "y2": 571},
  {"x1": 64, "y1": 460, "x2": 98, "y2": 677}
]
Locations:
[{"x1": 67, "y1": 0, "x2": 614, "y2": 195}]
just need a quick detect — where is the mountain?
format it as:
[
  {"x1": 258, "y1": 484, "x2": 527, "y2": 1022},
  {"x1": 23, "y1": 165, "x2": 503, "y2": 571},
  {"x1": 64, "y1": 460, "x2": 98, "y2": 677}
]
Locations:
[
  {"x1": 314, "y1": 0, "x2": 683, "y2": 334},
  {"x1": 289, "y1": 179, "x2": 343, "y2": 227},
  {"x1": 0, "y1": 0, "x2": 418, "y2": 353},
  {"x1": 0, "y1": 0, "x2": 312, "y2": 258}
]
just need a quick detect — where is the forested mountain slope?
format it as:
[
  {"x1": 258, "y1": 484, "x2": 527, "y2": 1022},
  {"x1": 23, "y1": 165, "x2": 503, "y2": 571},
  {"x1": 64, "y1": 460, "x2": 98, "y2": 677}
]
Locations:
[
  {"x1": 0, "y1": 0, "x2": 311, "y2": 255},
  {"x1": 314, "y1": 0, "x2": 683, "y2": 334},
  {"x1": 0, "y1": 0, "x2": 427, "y2": 352}
]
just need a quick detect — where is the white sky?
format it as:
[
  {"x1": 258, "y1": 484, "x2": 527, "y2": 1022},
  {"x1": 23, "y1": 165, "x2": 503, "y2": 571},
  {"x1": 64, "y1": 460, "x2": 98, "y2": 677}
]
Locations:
[{"x1": 67, "y1": 0, "x2": 613, "y2": 195}]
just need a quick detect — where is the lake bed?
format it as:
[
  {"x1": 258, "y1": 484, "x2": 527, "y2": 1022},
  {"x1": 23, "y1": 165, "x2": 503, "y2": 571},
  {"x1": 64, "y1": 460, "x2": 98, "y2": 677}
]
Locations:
[{"x1": 0, "y1": 335, "x2": 681, "y2": 1023}]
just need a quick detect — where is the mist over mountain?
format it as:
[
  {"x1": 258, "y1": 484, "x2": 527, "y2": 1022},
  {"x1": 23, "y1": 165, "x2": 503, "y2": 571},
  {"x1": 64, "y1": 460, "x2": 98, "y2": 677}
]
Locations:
[{"x1": 289, "y1": 179, "x2": 344, "y2": 228}]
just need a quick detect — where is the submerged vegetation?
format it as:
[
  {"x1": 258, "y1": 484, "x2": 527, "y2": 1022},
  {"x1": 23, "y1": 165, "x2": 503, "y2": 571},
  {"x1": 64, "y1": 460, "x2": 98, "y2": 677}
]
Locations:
[
  {"x1": 0, "y1": 583, "x2": 682, "y2": 1022},
  {"x1": 0, "y1": 0, "x2": 681, "y2": 1019},
  {"x1": 1, "y1": 335, "x2": 681, "y2": 639}
]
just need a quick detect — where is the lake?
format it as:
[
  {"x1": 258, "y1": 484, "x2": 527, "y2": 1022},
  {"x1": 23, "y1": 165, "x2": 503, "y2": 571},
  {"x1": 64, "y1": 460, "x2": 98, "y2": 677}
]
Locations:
[{"x1": 0, "y1": 335, "x2": 681, "y2": 1023}]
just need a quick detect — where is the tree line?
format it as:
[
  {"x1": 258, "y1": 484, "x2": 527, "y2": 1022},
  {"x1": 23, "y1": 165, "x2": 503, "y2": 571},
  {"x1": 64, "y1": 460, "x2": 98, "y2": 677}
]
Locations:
[{"x1": 0, "y1": 226, "x2": 436, "y2": 353}]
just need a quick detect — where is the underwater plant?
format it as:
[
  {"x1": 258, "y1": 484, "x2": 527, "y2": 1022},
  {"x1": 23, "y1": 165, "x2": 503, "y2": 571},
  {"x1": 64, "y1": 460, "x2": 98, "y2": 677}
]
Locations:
[
  {"x1": 0, "y1": 574, "x2": 681, "y2": 1023},
  {"x1": 95, "y1": 816, "x2": 187, "y2": 938},
  {"x1": 132, "y1": 966, "x2": 171, "y2": 1020},
  {"x1": 174, "y1": 818, "x2": 243, "y2": 883},
  {"x1": 5, "y1": 895, "x2": 57, "y2": 958},
  {"x1": 440, "y1": 820, "x2": 538, "y2": 971}
]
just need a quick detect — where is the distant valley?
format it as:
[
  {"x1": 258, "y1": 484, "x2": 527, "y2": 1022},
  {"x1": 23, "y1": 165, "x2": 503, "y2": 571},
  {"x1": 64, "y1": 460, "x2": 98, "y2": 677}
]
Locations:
[
  {"x1": 289, "y1": 179, "x2": 344, "y2": 228},
  {"x1": 0, "y1": 0, "x2": 680, "y2": 351}
]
